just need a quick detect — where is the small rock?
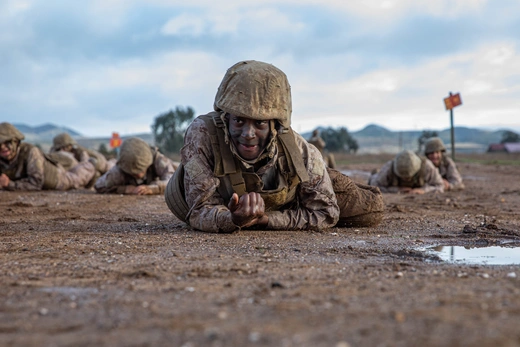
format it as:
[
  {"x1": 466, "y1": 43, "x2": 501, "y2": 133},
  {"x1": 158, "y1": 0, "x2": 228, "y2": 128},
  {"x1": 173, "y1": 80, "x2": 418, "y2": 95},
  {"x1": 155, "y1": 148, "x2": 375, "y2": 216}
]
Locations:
[
  {"x1": 395, "y1": 272, "x2": 404, "y2": 278},
  {"x1": 39, "y1": 308, "x2": 49, "y2": 316},
  {"x1": 394, "y1": 311, "x2": 406, "y2": 323},
  {"x1": 248, "y1": 332, "x2": 260, "y2": 342}
]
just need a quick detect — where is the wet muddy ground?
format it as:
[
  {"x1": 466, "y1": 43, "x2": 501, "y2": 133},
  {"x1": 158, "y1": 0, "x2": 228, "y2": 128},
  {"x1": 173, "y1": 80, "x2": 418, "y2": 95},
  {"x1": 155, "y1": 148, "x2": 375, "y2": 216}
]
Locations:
[{"x1": 1, "y1": 157, "x2": 520, "y2": 347}]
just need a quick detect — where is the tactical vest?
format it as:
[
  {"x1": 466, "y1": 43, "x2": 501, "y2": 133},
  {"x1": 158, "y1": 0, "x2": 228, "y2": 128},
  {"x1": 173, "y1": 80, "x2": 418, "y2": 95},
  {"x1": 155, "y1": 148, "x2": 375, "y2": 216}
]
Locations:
[
  {"x1": 165, "y1": 112, "x2": 309, "y2": 222},
  {"x1": 390, "y1": 157, "x2": 427, "y2": 188},
  {"x1": 2, "y1": 143, "x2": 60, "y2": 190}
]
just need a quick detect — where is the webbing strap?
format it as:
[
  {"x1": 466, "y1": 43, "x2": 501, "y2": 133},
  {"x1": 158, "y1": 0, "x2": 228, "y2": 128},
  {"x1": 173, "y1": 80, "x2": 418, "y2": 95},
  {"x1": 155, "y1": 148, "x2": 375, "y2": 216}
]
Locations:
[
  {"x1": 278, "y1": 129, "x2": 309, "y2": 183},
  {"x1": 212, "y1": 114, "x2": 247, "y2": 196}
]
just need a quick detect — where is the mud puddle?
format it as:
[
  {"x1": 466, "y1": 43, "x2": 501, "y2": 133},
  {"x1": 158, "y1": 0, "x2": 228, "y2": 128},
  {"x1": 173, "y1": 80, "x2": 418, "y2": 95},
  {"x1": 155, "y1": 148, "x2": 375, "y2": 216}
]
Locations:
[{"x1": 429, "y1": 244, "x2": 520, "y2": 265}]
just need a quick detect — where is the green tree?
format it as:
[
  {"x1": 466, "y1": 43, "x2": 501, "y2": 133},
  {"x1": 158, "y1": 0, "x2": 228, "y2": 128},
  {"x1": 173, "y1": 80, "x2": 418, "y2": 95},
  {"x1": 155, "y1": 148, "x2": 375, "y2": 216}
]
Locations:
[
  {"x1": 98, "y1": 143, "x2": 117, "y2": 159},
  {"x1": 152, "y1": 106, "x2": 195, "y2": 154},
  {"x1": 320, "y1": 127, "x2": 359, "y2": 153},
  {"x1": 500, "y1": 130, "x2": 520, "y2": 143},
  {"x1": 417, "y1": 130, "x2": 438, "y2": 152}
]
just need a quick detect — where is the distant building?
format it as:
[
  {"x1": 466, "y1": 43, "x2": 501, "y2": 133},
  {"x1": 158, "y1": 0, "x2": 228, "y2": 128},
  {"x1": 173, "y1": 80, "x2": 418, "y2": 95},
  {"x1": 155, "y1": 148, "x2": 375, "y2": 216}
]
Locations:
[{"x1": 487, "y1": 142, "x2": 520, "y2": 153}]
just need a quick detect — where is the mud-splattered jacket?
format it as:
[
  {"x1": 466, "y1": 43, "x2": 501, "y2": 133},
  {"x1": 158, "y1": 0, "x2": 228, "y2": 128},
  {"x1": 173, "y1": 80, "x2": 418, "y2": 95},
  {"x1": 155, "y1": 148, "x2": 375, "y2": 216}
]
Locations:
[
  {"x1": 94, "y1": 148, "x2": 176, "y2": 194},
  {"x1": 50, "y1": 146, "x2": 110, "y2": 174},
  {"x1": 0, "y1": 143, "x2": 95, "y2": 191},
  {"x1": 181, "y1": 114, "x2": 340, "y2": 233},
  {"x1": 437, "y1": 155, "x2": 465, "y2": 191},
  {"x1": 369, "y1": 158, "x2": 444, "y2": 193}
]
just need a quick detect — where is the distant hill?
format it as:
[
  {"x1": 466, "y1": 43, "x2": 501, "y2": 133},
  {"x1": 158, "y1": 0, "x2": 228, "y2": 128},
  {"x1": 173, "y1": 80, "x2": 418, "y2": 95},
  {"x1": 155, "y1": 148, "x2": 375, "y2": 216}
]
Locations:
[
  {"x1": 13, "y1": 123, "x2": 82, "y2": 143},
  {"x1": 12, "y1": 123, "x2": 153, "y2": 152},
  {"x1": 13, "y1": 122, "x2": 515, "y2": 154},
  {"x1": 302, "y1": 124, "x2": 510, "y2": 154}
]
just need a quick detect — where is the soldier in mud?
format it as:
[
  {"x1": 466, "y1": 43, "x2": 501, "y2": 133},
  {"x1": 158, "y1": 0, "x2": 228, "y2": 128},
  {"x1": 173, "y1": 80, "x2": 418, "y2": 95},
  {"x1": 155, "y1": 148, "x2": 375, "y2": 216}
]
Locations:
[
  {"x1": 94, "y1": 137, "x2": 177, "y2": 195},
  {"x1": 50, "y1": 132, "x2": 115, "y2": 187},
  {"x1": 0, "y1": 122, "x2": 96, "y2": 191},
  {"x1": 424, "y1": 137, "x2": 465, "y2": 191},
  {"x1": 164, "y1": 60, "x2": 384, "y2": 233},
  {"x1": 308, "y1": 128, "x2": 336, "y2": 169},
  {"x1": 368, "y1": 149, "x2": 444, "y2": 194}
]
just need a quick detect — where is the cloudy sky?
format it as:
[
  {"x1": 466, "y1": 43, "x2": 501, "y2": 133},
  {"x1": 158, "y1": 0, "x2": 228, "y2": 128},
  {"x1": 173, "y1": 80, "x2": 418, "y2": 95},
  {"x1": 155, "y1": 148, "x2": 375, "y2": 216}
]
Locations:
[{"x1": 2, "y1": 0, "x2": 520, "y2": 137}]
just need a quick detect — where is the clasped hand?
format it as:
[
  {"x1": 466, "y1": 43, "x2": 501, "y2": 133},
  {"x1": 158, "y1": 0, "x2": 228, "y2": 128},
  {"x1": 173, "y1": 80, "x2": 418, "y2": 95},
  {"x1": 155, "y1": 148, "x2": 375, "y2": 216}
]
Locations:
[{"x1": 228, "y1": 192, "x2": 268, "y2": 228}]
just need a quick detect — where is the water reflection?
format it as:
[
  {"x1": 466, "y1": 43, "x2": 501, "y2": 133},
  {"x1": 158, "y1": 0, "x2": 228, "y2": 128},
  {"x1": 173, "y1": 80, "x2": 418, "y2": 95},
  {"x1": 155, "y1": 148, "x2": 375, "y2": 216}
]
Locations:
[{"x1": 430, "y1": 245, "x2": 520, "y2": 265}]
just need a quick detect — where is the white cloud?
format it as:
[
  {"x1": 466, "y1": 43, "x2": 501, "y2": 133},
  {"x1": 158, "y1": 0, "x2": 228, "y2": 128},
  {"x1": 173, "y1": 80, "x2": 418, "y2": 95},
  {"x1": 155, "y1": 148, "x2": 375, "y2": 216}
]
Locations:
[
  {"x1": 161, "y1": 13, "x2": 206, "y2": 36},
  {"x1": 2, "y1": 0, "x2": 520, "y2": 138}
]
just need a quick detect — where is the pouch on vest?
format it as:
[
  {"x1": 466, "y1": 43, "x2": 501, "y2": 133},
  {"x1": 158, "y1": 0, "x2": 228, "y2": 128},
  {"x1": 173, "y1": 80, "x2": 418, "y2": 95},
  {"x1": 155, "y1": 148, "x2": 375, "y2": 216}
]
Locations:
[{"x1": 165, "y1": 163, "x2": 190, "y2": 222}]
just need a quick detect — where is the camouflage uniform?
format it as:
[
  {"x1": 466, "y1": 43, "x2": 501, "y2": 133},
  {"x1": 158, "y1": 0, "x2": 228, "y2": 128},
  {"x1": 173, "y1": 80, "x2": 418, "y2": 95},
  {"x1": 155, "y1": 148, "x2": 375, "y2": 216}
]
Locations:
[
  {"x1": 180, "y1": 115, "x2": 339, "y2": 233},
  {"x1": 51, "y1": 132, "x2": 112, "y2": 174},
  {"x1": 368, "y1": 150, "x2": 444, "y2": 193},
  {"x1": 424, "y1": 137, "x2": 465, "y2": 191},
  {"x1": 436, "y1": 156, "x2": 465, "y2": 191},
  {"x1": 166, "y1": 60, "x2": 384, "y2": 233},
  {"x1": 94, "y1": 137, "x2": 177, "y2": 194},
  {"x1": 0, "y1": 123, "x2": 95, "y2": 191}
]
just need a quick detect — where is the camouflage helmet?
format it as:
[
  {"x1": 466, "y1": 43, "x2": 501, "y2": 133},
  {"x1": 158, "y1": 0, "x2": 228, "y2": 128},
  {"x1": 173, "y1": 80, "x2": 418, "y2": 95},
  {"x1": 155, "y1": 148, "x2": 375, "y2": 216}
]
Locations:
[
  {"x1": 53, "y1": 133, "x2": 77, "y2": 149},
  {"x1": 0, "y1": 122, "x2": 25, "y2": 143},
  {"x1": 424, "y1": 137, "x2": 446, "y2": 155},
  {"x1": 117, "y1": 137, "x2": 153, "y2": 176},
  {"x1": 213, "y1": 60, "x2": 292, "y2": 128},
  {"x1": 393, "y1": 150, "x2": 421, "y2": 179}
]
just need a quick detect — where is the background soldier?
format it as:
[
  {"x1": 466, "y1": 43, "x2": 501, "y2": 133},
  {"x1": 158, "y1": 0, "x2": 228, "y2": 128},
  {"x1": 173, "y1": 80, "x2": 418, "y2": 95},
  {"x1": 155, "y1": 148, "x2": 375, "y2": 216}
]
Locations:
[
  {"x1": 165, "y1": 60, "x2": 384, "y2": 233},
  {"x1": 308, "y1": 128, "x2": 336, "y2": 169},
  {"x1": 94, "y1": 137, "x2": 177, "y2": 195},
  {"x1": 51, "y1": 132, "x2": 115, "y2": 187},
  {"x1": 368, "y1": 149, "x2": 444, "y2": 194},
  {"x1": 424, "y1": 137, "x2": 465, "y2": 191},
  {"x1": 0, "y1": 122, "x2": 95, "y2": 191}
]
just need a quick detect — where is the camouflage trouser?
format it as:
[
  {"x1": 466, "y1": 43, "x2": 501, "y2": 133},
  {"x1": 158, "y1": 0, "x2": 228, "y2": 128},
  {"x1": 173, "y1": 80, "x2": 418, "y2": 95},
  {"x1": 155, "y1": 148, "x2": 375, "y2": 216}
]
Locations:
[
  {"x1": 327, "y1": 168, "x2": 385, "y2": 227},
  {"x1": 55, "y1": 161, "x2": 96, "y2": 190}
]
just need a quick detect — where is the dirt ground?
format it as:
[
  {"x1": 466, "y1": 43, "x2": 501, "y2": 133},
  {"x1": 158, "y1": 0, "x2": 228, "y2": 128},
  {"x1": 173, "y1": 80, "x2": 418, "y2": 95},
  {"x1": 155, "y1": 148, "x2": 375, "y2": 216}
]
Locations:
[{"x1": 1, "y1": 155, "x2": 520, "y2": 347}]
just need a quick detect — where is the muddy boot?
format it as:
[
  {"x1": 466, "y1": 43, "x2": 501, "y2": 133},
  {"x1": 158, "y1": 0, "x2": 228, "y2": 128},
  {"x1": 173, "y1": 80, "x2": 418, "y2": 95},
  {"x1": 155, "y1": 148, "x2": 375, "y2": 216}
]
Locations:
[{"x1": 327, "y1": 168, "x2": 385, "y2": 228}]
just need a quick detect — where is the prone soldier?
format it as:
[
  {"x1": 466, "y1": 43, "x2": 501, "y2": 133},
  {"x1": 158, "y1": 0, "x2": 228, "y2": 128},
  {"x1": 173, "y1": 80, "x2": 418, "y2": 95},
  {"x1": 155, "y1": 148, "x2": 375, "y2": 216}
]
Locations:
[
  {"x1": 94, "y1": 137, "x2": 177, "y2": 195},
  {"x1": 368, "y1": 149, "x2": 444, "y2": 194},
  {"x1": 165, "y1": 60, "x2": 384, "y2": 233},
  {"x1": 0, "y1": 122, "x2": 95, "y2": 191}
]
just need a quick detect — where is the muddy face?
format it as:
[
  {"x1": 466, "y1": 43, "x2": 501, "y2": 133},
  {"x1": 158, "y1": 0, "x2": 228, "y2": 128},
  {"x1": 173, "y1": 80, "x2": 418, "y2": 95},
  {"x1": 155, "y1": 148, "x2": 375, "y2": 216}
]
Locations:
[
  {"x1": 227, "y1": 114, "x2": 271, "y2": 161},
  {"x1": 426, "y1": 151, "x2": 442, "y2": 167},
  {"x1": 0, "y1": 140, "x2": 18, "y2": 161}
]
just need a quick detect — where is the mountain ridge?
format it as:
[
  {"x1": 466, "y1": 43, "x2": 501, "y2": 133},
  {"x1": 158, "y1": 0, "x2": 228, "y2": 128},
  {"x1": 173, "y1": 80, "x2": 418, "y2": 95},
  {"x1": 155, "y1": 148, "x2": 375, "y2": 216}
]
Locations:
[{"x1": 12, "y1": 122, "x2": 514, "y2": 154}]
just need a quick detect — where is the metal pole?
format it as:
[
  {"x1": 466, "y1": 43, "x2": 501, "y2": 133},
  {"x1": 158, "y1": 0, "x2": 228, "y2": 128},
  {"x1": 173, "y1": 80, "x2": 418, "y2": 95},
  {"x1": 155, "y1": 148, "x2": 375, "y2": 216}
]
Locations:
[{"x1": 449, "y1": 92, "x2": 455, "y2": 161}]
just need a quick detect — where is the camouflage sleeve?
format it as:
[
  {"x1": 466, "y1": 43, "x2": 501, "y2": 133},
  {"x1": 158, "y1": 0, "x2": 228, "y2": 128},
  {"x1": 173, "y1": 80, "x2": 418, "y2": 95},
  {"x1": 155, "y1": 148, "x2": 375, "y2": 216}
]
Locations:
[
  {"x1": 74, "y1": 148, "x2": 90, "y2": 162},
  {"x1": 181, "y1": 117, "x2": 238, "y2": 233},
  {"x1": 422, "y1": 160, "x2": 445, "y2": 193},
  {"x1": 150, "y1": 152, "x2": 176, "y2": 194},
  {"x1": 368, "y1": 161, "x2": 400, "y2": 193},
  {"x1": 444, "y1": 157, "x2": 465, "y2": 190},
  {"x1": 94, "y1": 165, "x2": 127, "y2": 194},
  {"x1": 6, "y1": 147, "x2": 45, "y2": 191},
  {"x1": 265, "y1": 132, "x2": 339, "y2": 230}
]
